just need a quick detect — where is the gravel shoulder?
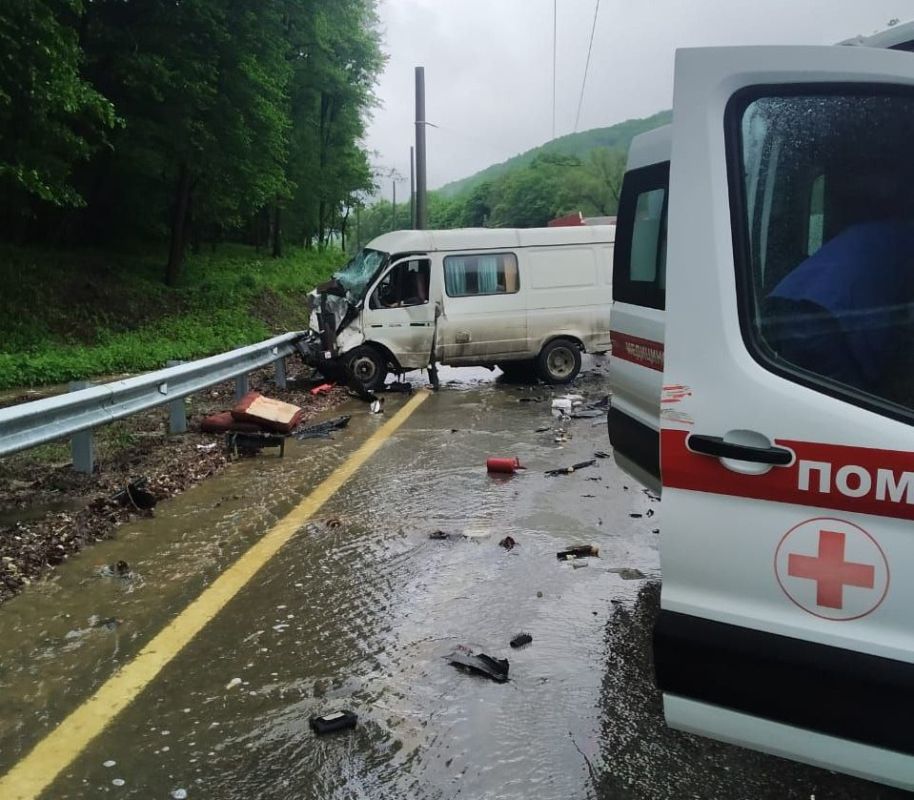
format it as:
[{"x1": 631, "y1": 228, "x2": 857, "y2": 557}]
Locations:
[{"x1": 0, "y1": 365, "x2": 350, "y2": 604}]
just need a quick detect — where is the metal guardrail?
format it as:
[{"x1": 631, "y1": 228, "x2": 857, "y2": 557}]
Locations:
[{"x1": 0, "y1": 332, "x2": 304, "y2": 469}]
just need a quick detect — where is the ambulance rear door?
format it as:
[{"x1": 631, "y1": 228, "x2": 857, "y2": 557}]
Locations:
[{"x1": 658, "y1": 44, "x2": 914, "y2": 789}]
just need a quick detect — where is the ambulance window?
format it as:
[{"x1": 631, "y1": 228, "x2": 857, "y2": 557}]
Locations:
[
  {"x1": 730, "y1": 89, "x2": 914, "y2": 419},
  {"x1": 613, "y1": 161, "x2": 669, "y2": 309}
]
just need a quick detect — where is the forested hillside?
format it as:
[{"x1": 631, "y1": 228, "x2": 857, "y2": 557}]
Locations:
[
  {"x1": 0, "y1": 0, "x2": 383, "y2": 285},
  {"x1": 355, "y1": 110, "x2": 671, "y2": 244},
  {"x1": 439, "y1": 110, "x2": 671, "y2": 198}
]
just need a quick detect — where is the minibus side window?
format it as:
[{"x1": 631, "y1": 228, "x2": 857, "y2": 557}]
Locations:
[
  {"x1": 613, "y1": 162, "x2": 669, "y2": 309},
  {"x1": 443, "y1": 252, "x2": 519, "y2": 297}
]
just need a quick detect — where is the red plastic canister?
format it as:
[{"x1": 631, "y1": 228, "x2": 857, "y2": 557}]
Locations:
[{"x1": 487, "y1": 457, "x2": 521, "y2": 474}]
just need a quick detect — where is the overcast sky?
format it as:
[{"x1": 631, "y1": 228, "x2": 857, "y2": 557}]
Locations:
[{"x1": 364, "y1": 0, "x2": 909, "y2": 192}]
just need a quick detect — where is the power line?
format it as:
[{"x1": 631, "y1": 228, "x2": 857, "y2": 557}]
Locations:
[
  {"x1": 552, "y1": 0, "x2": 557, "y2": 140},
  {"x1": 574, "y1": 0, "x2": 601, "y2": 133}
]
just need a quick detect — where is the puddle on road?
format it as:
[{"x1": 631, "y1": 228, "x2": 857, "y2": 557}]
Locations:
[{"x1": 2, "y1": 359, "x2": 662, "y2": 800}]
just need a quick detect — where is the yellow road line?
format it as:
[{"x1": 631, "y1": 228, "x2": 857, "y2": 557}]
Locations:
[{"x1": 0, "y1": 390, "x2": 429, "y2": 800}]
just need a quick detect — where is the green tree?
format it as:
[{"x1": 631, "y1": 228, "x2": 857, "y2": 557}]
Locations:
[{"x1": 0, "y1": 0, "x2": 115, "y2": 210}]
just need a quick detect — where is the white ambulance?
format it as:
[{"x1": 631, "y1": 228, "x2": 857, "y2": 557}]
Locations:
[{"x1": 608, "y1": 21, "x2": 914, "y2": 790}]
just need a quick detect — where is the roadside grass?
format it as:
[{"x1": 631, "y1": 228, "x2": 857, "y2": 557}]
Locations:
[{"x1": 0, "y1": 243, "x2": 344, "y2": 389}]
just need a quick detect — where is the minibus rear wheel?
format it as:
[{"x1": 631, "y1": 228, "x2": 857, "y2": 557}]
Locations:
[
  {"x1": 344, "y1": 345, "x2": 388, "y2": 391},
  {"x1": 536, "y1": 338, "x2": 581, "y2": 384}
]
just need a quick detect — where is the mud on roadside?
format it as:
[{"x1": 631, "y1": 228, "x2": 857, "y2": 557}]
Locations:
[{"x1": 0, "y1": 365, "x2": 350, "y2": 605}]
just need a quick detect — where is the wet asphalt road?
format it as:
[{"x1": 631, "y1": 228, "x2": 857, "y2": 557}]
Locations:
[{"x1": 0, "y1": 362, "x2": 909, "y2": 799}]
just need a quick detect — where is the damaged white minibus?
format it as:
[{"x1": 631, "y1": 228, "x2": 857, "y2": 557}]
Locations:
[{"x1": 302, "y1": 225, "x2": 614, "y2": 389}]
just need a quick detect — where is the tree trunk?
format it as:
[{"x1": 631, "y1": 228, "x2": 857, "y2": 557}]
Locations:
[
  {"x1": 272, "y1": 201, "x2": 283, "y2": 258},
  {"x1": 166, "y1": 162, "x2": 192, "y2": 286}
]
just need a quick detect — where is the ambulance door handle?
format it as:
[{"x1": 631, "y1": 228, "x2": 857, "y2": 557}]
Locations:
[{"x1": 686, "y1": 434, "x2": 792, "y2": 466}]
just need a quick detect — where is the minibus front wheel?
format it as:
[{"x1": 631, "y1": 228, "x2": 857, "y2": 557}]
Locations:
[{"x1": 344, "y1": 345, "x2": 388, "y2": 392}]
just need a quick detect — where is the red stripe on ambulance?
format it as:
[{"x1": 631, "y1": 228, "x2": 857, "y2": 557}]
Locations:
[
  {"x1": 610, "y1": 331, "x2": 664, "y2": 372},
  {"x1": 662, "y1": 429, "x2": 914, "y2": 521}
]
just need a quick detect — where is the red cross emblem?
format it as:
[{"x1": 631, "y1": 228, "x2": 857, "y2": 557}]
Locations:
[{"x1": 775, "y1": 517, "x2": 889, "y2": 621}]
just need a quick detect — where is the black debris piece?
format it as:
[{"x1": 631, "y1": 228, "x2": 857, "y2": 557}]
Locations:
[
  {"x1": 295, "y1": 415, "x2": 351, "y2": 440},
  {"x1": 225, "y1": 431, "x2": 286, "y2": 457},
  {"x1": 429, "y1": 530, "x2": 450, "y2": 540},
  {"x1": 571, "y1": 410, "x2": 604, "y2": 419},
  {"x1": 518, "y1": 397, "x2": 543, "y2": 403},
  {"x1": 510, "y1": 633, "x2": 533, "y2": 649},
  {"x1": 310, "y1": 710, "x2": 358, "y2": 735},
  {"x1": 630, "y1": 513, "x2": 643, "y2": 518},
  {"x1": 535, "y1": 426, "x2": 551, "y2": 433},
  {"x1": 594, "y1": 450, "x2": 611, "y2": 459},
  {"x1": 556, "y1": 545, "x2": 600, "y2": 560},
  {"x1": 582, "y1": 494, "x2": 596, "y2": 498},
  {"x1": 652, "y1": 528, "x2": 660, "y2": 534},
  {"x1": 111, "y1": 478, "x2": 156, "y2": 510},
  {"x1": 447, "y1": 648, "x2": 509, "y2": 683},
  {"x1": 499, "y1": 535, "x2": 517, "y2": 550},
  {"x1": 646, "y1": 509, "x2": 655, "y2": 518},
  {"x1": 545, "y1": 459, "x2": 597, "y2": 477},
  {"x1": 382, "y1": 381, "x2": 413, "y2": 394}
]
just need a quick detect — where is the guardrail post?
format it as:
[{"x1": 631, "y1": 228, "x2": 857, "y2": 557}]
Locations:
[
  {"x1": 274, "y1": 357, "x2": 287, "y2": 390},
  {"x1": 166, "y1": 360, "x2": 187, "y2": 434},
  {"x1": 69, "y1": 381, "x2": 95, "y2": 474},
  {"x1": 235, "y1": 373, "x2": 249, "y2": 402}
]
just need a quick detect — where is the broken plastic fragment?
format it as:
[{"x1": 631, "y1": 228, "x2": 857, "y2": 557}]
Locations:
[
  {"x1": 556, "y1": 545, "x2": 600, "y2": 560},
  {"x1": 510, "y1": 633, "x2": 532, "y2": 648},
  {"x1": 171, "y1": 790, "x2": 188, "y2": 800},
  {"x1": 310, "y1": 709, "x2": 358, "y2": 735},
  {"x1": 103, "y1": 760, "x2": 116, "y2": 768},
  {"x1": 226, "y1": 677, "x2": 242, "y2": 690},
  {"x1": 545, "y1": 460, "x2": 597, "y2": 477},
  {"x1": 447, "y1": 649, "x2": 509, "y2": 683}
]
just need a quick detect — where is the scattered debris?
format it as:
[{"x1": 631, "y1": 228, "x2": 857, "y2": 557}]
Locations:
[
  {"x1": 608, "y1": 567, "x2": 648, "y2": 580},
  {"x1": 232, "y1": 392, "x2": 304, "y2": 433},
  {"x1": 646, "y1": 509, "x2": 655, "y2": 517},
  {"x1": 112, "y1": 778, "x2": 126, "y2": 787},
  {"x1": 199, "y1": 411, "x2": 262, "y2": 434},
  {"x1": 594, "y1": 450, "x2": 611, "y2": 459},
  {"x1": 447, "y1": 646, "x2": 509, "y2": 683},
  {"x1": 652, "y1": 528, "x2": 660, "y2": 534},
  {"x1": 499, "y1": 535, "x2": 517, "y2": 550},
  {"x1": 96, "y1": 560, "x2": 131, "y2": 578},
  {"x1": 518, "y1": 397, "x2": 543, "y2": 403},
  {"x1": 89, "y1": 615, "x2": 123, "y2": 630},
  {"x1": 553, "y1": 430, "x2": 571, "y2": 443},
  {"x1": 294, "y1": 415, "x2": 351, "y2": 440},
  {"x1": 535, "y1": 426, "x2": 551, "y2": 433},
  {"x1": 171, "y1": 790, "x2": 188, "y2": 800},
  {"x1": 557, "y1": 545, "x2": 600, "y2": 560},
  {"x1": 225, "y1": 431, "x2": 285, "y2": 458},
  {"x1": 196, "y1": 442, "x2": 219, "y2": 452},
  {"x1": 226, "y1": 677, "x2": 243, "y2": 690},
  {"x1": 630, "y1": 513, "x2": 643, "y2": 518},
  {"x1": 536, "y1": 591, "x2": 544, "y2": 598},
  {"x1": 429, "y1": 530, "x2": 450, "y2": 540},
  {"x1": 110, "y1": 478, "x2": 156, "y2": 510},
  {"x1": 310, "y1": 709, "x2": 358, "y2": 735},
  {"x1": 581, "y1": 494, "x2": 596, "y2": 498},
  {"x1": 572, "y1": 559, "x2": 589, "y2": 569},
  {"x1": 571, "y1": 409, "x2": 605, "y2": 419},
  {"x1": 310, "y1": 383, "x2": 335, "y2": 396},
  {"x1": 103, "y1": 760, "x2": 116, "y2": 768},
  {"x1": 370, "y1": 399, "x2": 384, "y2": 414},
  {"x1": 326, "y1": 518, "x2": 342, "y2": 529},
  {"x1": 382, "y1": 381, "x2": 413, "y2": 394},
  {"x1": 487, "y1": 456, "x2": 522, "y2": 474},
  {"x1": 510, "y1": 632, "x2": 533, "y2": 649},
  {"x1": 545, "y1": 459, "x2": 596, "y2": 476}
]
